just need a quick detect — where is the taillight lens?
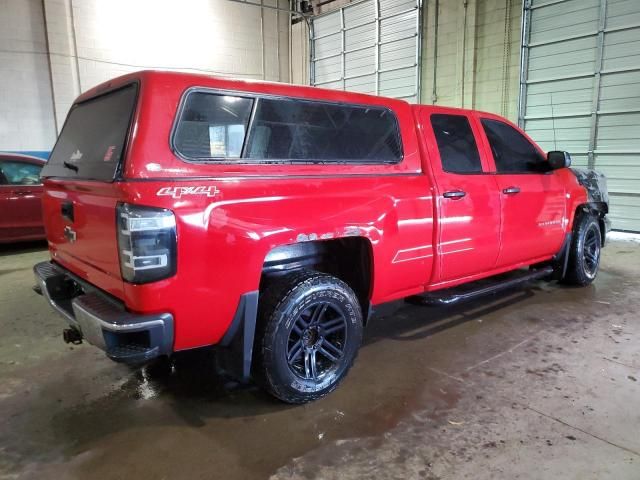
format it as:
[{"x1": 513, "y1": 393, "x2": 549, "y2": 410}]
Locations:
[{"x1": 116, "y1": 203, "x2": 177, "y2": 284}]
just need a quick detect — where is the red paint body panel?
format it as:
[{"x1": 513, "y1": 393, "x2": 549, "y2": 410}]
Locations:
[
  {"x1": 472, "y1": 112, "x2": 568, "y2": 267},
  {"x1": 41, "y1": 71, "x2": 590, "y2": 352},
  {"x1": 0, "y1": 154, "x2": 46, "y2": 243},
  {"x1": 42, "y1": 180, "x2": 126, "y2": 298},
  {"x1": 416, "y1": 106, "x2": 502, "y2": 284}
]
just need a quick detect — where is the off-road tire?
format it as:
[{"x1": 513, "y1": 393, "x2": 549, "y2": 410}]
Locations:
[
  {"x1": 256, "y1": 270, "x2": 363, "y2": 404},
  {"x1": 563, "y1": 213, "x2": 602, "y2": 286}
]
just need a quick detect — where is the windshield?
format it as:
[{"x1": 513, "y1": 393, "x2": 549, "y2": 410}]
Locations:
[{"x1": 42, "y1": 84, "x2": 138, "y2": 181}]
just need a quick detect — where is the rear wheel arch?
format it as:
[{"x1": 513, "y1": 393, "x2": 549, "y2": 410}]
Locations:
[{"x1": 260, "y1": 236, "x2": 374, "y2": 323}]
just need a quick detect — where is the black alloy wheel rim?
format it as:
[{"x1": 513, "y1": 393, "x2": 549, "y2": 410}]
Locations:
[
  {"x1": 583, "y1": 225, "x2": 600, "y2": 277},
  {"x1": 286, "y1": 301, "x2": 348, "y2": 381}
]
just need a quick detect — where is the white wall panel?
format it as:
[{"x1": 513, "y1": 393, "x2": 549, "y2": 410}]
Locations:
[
  {"x1": 1, "y1": 0, "x2": 293, "y2": 155},
  {"x1": 0, "y1": 0, "x2": 57, "y2": 153}
]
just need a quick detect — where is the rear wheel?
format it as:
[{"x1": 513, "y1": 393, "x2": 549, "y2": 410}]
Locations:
[
  {"x1": 256, "y1": 270, "x2": 363, "y2": 404},
  {"x1": 563, "y1": 214, "x2": 602, "y2": 286}
]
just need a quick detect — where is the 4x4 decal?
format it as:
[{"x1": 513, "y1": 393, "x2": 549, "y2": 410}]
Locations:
[{"x1": 157, "y1": 186, "x2": 220, "y2": 199}]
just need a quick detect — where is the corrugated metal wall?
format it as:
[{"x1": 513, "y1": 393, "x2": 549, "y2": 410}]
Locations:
[
  {"x1": 307, "y1": 0, "x2": 523, "y2": 119},
  {"x1": 520, "y1": 0, "x2": 640, "y2": 232},
  {"x1": 310, "y1": 0, "x2": 421, "y2": 102},
  {"x1": 473, "y1": 0, "x2": 522, "y2": 120},
  {"x1": 421, "y1": 0, "x2": 522, "y2": 121}
]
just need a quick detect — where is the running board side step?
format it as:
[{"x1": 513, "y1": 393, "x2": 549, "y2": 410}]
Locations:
[{"x1": 406, "y1": 266, "x2": 555, "y2": 307}]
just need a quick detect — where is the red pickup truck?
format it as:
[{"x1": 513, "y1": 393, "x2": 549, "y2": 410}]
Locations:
[{"x1": 34, "y1": 71, "x2": 609, "y2": 403}]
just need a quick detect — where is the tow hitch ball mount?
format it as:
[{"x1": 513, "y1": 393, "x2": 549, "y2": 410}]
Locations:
[{"x1": 63, "y1": 328, "x2": 83, "y2": 345}]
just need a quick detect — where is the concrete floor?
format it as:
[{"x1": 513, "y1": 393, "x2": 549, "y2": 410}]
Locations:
[{"x1": 0, "y1": 240, "x2": 639, "y2": 480}]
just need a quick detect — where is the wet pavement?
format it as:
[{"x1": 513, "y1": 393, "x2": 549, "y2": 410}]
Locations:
[{"x1": 0, "y1": 239, "x2": 639, "y2": 479}]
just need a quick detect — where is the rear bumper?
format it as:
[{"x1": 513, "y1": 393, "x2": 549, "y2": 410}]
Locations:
[{"x1": 34, "y1": 261, "x2": 173, "y2": 364}]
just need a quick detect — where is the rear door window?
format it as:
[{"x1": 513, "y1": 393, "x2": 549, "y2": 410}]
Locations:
[
  {"x1": 42, "y1": 84, "x2": 138, "y2": 181},
  {"x1": 431, "y1": 114, "x2": 482, "y2": 173}
]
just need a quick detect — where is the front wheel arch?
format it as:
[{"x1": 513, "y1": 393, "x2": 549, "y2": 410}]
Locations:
[{"x1": 571, "y1": 203, "x2": 607, "y2": 246}]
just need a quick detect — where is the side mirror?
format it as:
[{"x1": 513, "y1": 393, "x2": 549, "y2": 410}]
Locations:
[{"x1": 547, "y1": 151, "x2": 571, "y2": 169}]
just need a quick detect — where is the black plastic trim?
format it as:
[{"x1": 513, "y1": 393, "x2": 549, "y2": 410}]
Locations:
[
  {"x1": 553, "y1": 232, "x2": 572, "y2": 280},
  {"x1": 121, "y1": 172, "x2": 419, "y2": 182},
  {"x1": 406, "y1": 266, "x2": 554, "y2": 307},
  {"x1": 34, "y1": 261, "x2": 174, "y2": 364},
  {"x1": 217, "y1": 290, "x2": 259, "y2": 381}
]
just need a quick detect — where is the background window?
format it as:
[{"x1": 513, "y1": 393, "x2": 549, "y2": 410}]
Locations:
[
  {"x1": 174, "y1": 93, "x2": 253, "y2": 159},
  {"x1": 431, "y1": 114, "x2": 482, "y2": 173},
  {"x1": 245, "y1": 98, "x2": 402, "y2": 163},
  {"x1": 481, "y1": 119, "x2": 546, "y2": 173},
  {"x1": 0, "y1": 161, "x2": 42, "y2": 185}
]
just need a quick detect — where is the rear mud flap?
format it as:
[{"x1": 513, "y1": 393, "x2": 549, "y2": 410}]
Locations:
[{"x1": 216, "y1": 291, "x2": 259, "y2": 382}]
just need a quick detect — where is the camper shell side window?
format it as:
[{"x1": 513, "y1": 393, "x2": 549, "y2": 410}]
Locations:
[{"x1": 172, "y1": 89, "x2": 404, "y2": 165}]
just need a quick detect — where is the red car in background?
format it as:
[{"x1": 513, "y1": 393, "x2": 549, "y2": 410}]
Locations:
[{"x1": 0, "y1": 153, "x2": 46, "y2": 243}]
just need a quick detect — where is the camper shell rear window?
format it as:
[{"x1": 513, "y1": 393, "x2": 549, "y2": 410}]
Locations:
[
  {"x1": 42, "y1": 84, "x2": 138, "y2": 181},
  {"x1": 172, "y1": 89, "x2": 403, "y2": 164}
]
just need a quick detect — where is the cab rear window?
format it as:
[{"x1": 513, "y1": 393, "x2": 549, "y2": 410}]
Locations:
[
  {"x1": 172, "y1": 91, "x2": 403, "y2": 164},
  {"x1": 42, "y1": 84, "x2": 138, "y2": 181}
]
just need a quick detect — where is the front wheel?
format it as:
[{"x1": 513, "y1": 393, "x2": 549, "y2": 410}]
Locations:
[
  {"x1": 256, "y1": 270, "x2": 363, "y2": 404},
  {"x1": 563, "y1": 214, "x2": 602, "y2": 286}
]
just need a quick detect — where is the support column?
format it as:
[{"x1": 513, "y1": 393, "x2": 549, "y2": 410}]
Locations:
[
  {"x1": 42, "y1": 0, "x2": 82, "y2": 133},
  {"x1": 587, "y1": 0, "x2": 607, "y2": 169},
  {"x1": 518, "y1": 0, "x2": 532, "y2": 128},
  {"x1": 462, "y1": 0, "x2": 477, "y2": 109}
]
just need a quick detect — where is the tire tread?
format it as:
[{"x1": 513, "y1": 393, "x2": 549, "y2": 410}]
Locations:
[
  {"x1": 256, "y1": 270, "x2": 362, "y2": 404},
  {"x1": 563, "y1": 213, "x2": 601, "y2": 286}
]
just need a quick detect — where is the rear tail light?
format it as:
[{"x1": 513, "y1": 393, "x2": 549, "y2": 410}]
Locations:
[{"x1": 117, "y1": 203, "x2": 177, "y2": 284}]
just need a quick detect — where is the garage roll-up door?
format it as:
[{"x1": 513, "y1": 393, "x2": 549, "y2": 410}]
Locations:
[
  {"x1": 519, "y1": 0, "x2": 640, "y2": 232},
  {"x1": 310, "y1": 0, "x2": 421, "y2": 103}
]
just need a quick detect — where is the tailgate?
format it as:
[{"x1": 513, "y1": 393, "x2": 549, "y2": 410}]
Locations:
[
  {"x1": 42, "y1": 180, "x2": 124, "y2": 296},
  {"x1": 40, "y1": 83, "x2": 138, "y2": 296}
]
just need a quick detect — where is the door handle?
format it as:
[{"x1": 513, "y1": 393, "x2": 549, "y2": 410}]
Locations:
[
  {"x1": 443, "y1": 190, "x2": 466, "y2": 199},
  {"x1": 61, "y1": 201, "x2": 74, "y2": 222},
  {"x1": 13, "y1": 190, "x2": 30, "y2": 196},
  {"x1": 503, "y1": 186, "x2": 521, "y2": 195}
]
